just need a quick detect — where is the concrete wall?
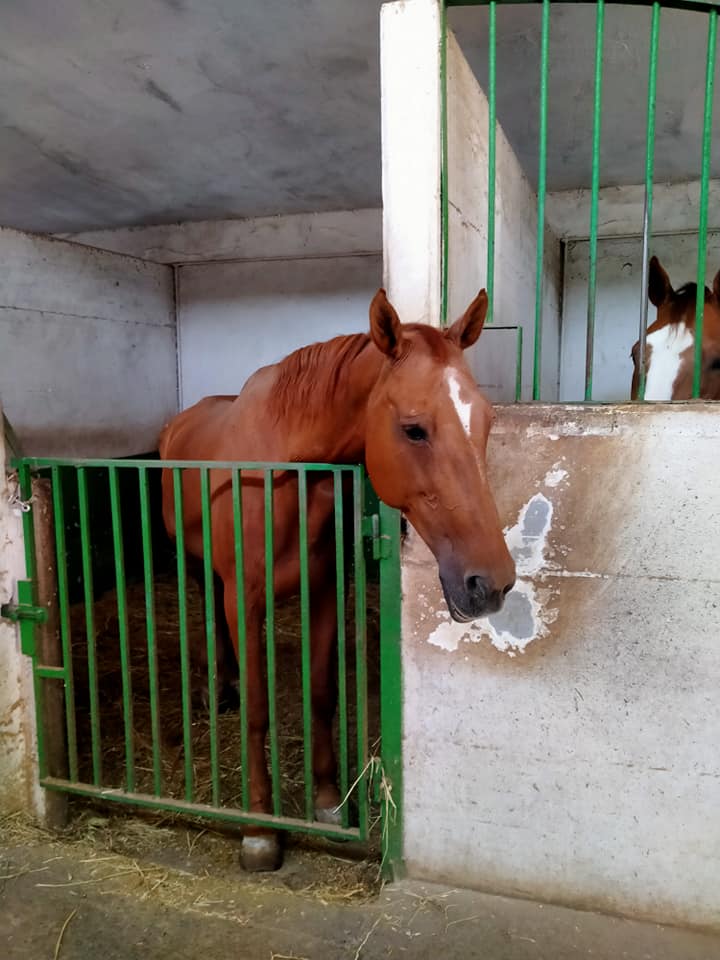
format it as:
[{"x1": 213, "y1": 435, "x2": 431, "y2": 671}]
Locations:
[
  {"x1": 177, "y1": 253, "x2": 382, "y2": 408},
  {"x1": 0, "y1": 408, "x2": 42, "y2": 816},
  {"x1": 561, "y1": 231, "x2": 720, "y2": 401},
  {"x1": 401, "y1": 404, "x2": 720, "y2": 929},
  {"x1": 0, "y1": 228, "x2": 176, "y2": 457},
  {"x1": 446, "y1": 30, "x2": 562, "y2": 402}
]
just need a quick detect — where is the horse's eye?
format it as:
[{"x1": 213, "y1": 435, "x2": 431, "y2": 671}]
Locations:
[
  {"x1": 402, "y1": 423, "x2": 428, "y2": 444},
  {"x1": 710, "y1": 357, "x2": 720, "y2": 372}
]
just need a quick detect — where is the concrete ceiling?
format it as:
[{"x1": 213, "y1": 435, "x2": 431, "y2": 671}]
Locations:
[
  {"x1": 0, "y1": 0, "x2": 384, "y2": 233},
  {"x1": 1, "y1": 1, "x2": 718, "y2": 235},
  {"x1": 450, "y1": 2, "x2": 720, "y2": 194}
]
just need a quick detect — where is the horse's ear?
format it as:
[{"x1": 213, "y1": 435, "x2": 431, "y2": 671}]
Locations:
[
  {"x1": 369, "y1": 289, "x2": 404, "y2": 359},
  {"x1": 713, "y1": 267, "x2": 720, "y2": 302},
  {"x1": 649, "y1": 256, "x2": 672, "y2": 308},
  {"x1": 446, "y1": 289, "x2": 488, "y2": 350}
]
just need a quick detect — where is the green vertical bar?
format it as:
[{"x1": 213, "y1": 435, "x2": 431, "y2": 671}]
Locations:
[
  {"x1": 515, "y1": 326, "x2": 524, "y2": 403},
  {"x1": 19, "y1": 463, "x2": 48, "y2": 781},
  {"x1": 108, "y1": 466, "x2": 134, "y2": 791},
  {"x1": 200, "y1": 467, "x2": 220, "y2": 807},
  {"x1": 352, "y1": 470, "x2": 368, "y2": 836},
  {"x1": 297, "y1": 470, "x2": 314, "y2": 822},
  {"x1": 231, "y1": 469, "x2": 250, "y2": 812},
  {"x1": 77, "y1": 468, "x2": 102, "y2": 786},
  {"x1": 695, "y1": 9, "x2": 717, "y2": 398},
  {"x1": 138, "y1": 467, "x2": 162, "y2": 796},
  {"x1": 585, "y1": 0, "x2": 605, "y2": 401},
  {"x1": 264, "y1": 470, "x2": 281, "y2": 816},
  {"x1": 638, "y1": 2, "x2": 661, "y2": 403},
  {"x1": 379, "y1": 501, "x2": 403, "y2": 880},
  {"x1": 50, "y1": 466, "x2": 78, "y2": 783},
  {"x1": 533, "y1": 0, "x2": 550, "y2": 401},
  {"x1": 487, "y1": 0, "x2": 497, "y2": 324},
  {"x1": 334, "y1": 472, "x2": 349, "y2": 828},
  {"x1": 440, "y1": 0, "x2": 449, "y2": 327},
  {"x1": 172, "y1": 468, "x2": 194, "y2": 801}
]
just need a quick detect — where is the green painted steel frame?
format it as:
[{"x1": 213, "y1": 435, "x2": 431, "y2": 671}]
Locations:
[
  {"x1": 12, "y1": 456, "x2": 403, "y2": 875},
  {"x1": 441, "y1": 0, "x2": 718, "y2": 402}
]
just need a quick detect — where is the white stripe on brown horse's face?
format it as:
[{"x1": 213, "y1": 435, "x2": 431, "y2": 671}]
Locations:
[
  {"x1": 444, "y1": 368, "x2": 472, "y2": 437},
  {"x1": 644, "y1": 322, "x2": 694, "y2": 401}
]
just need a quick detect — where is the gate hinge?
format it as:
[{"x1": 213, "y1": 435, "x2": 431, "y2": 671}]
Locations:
[
  {"x1": 362, "y1": 513, "x2": 391, "y2": 560},
  {"x1": 1, "y1": 581, "x2": 46, "y2": 657}
]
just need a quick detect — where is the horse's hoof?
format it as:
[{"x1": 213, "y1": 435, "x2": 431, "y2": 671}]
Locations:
[
  {"x1": 240, "y1": 835, "x2": 283, "y2": 872},
  {"x1": 315, "y1": 805, "x2": 342, "y2": 826}
]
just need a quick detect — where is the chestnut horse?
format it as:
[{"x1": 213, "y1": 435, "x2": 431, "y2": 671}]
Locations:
[
  {"x1": 631, "y1": 256, "x2": 720, "y2": 400},
  {"x1": 159, "y1": 288, "x2": 515, "y2": 871}
]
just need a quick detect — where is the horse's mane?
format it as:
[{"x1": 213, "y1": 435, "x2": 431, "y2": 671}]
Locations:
[
  {"x1": 673, "y1": 282, "x2": 711, "y2": 307},
  {"x1": 270, "y1": 333, "x2": 372, "y2": 421}
]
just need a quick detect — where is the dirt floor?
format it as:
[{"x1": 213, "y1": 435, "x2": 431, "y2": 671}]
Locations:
[{"x1": 2, "y1": 811, "x2": 720, "y2": 960}]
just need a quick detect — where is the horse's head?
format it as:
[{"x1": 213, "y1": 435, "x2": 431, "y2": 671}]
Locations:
[
  {"x1": 364, "y1": 289, "x2": 516, "y2": 621},
  {"x1": 631, "y1": 256, "x2": 720, "y2": 401}
]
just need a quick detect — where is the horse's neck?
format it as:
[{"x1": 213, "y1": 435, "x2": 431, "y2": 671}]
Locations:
[{"x1": 285, "y1": 339, "x2": 383, "y2": 463}]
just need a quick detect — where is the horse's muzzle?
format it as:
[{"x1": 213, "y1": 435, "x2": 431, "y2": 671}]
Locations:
[{"x1": 440, "y1": 572, "x2": 514, "y2": 622}]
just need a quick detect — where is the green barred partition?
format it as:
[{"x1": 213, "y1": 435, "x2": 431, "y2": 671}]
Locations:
[
  {"x1": 4, "y1": 457, "x2": 402, "y2": 875},
  {"x1": 442, "y1": 0, "x2": 719, "y2": 401}
]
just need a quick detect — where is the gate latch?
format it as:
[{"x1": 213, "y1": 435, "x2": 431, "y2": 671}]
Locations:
[
  {"x1": 362, "y1": 513, "x2": 391, "y2": 560},
  {"x1": 1, "y1": 581, "x2": 47, "y2": 657}
]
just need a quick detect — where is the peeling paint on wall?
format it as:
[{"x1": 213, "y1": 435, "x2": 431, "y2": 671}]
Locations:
[{"x1": 427, "y1": 464, "x2": 567, "y2": 655}]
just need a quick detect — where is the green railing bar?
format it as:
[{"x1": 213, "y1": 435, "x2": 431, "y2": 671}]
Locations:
[
  {"x1": 50, "y1": 466, "x2": 79, "y2": 783},
  {"x1": 694, "y1": 7, "x2": 718, "y2": 397},
  {"x1": 585, "y1": 0, "x2": 605, "y2": 401},
  {"x1": 108, "y1": 466, "x2": 134, "y2": 791},
  {"x1": 440, "y1": 0, "x2": 450, "y2": 327},
  {"x1": 333, "y1": 473, "x2": 350, "y2": 828},
  {"x1": 297, "y1": 470, "x2": 314, "y2": 822},
  {"x1": 231, "y1": 469, "x2": 250, "y2": 812},
  {"x1": 515, "y1": 325, "x2": 524, "y2": 402},
  {"x1": 637, "y1": 2, "x2": 661, "y2": 402},
  {"x1": 264, "y1": 470, "x2": 282, "y2": 816},
  {"x1": 39, "y1": 777, "x2": 362, "y2": 840},
  {"x1": 36, "y1": 667, "x2": 67, "y2": 681},
  {"x1": 446, "y1": 0, "x2": 720, "y2": 11},
  {"x1": 19, "y1": 464, "x2": 48, "y2": 780},
  {"x1": 378, "y1": 502, "x2": 403, "y2": 879},
  {"x1": 17, "y1": 457, "x2": 363, "y2": 472},
  {"x1": 200, "y1": 467, "x2": 220, "y2": 807},
  {"x1": 77, "y1": 468, "x2": 102, "y2": 786},
  {"x1": 533, "y1": 0, "x2": 550, "y2": 400},
  {"x1": 138, "y1": 467, "x2": 162, "y2": 796},
  {"x1": 487, "y1": 0, "x2": 497, "y2": 323},
  {"x1": 352, "y1": 470, "x2": 369, "y2": 837},
  {"x1": 172, "y1": 468, "x2": 194, "y2": 801}
]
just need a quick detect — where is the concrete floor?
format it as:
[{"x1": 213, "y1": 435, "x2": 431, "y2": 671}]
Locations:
[{"x1": 2, "y1": 813, "x2": 719, "y2": 960}]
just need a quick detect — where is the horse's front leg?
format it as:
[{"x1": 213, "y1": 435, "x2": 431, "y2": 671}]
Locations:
[
  {"x1": 223, "y1": 580, "x2": 282, "y2": 871},
  {"x1": 310, "y1": 573, "x2": 342, "y2": 824}
]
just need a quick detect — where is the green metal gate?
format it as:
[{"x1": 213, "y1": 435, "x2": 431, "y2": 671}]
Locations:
[
  {"x1": 3, "y1": 457, "x2": 403, "y2": 876},
  {"x1": 441, "y1": 0, "x2": 719, "y2": 401}
]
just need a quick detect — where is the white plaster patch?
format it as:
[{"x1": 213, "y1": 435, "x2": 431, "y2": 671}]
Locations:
[
  {"x1": 445, "y1": 369, "x2": 472, "y2": 437},
  {"x1": 644, "y1": 323, "x2": 694, "y2": 401},
  {"x1": 427, "y1": 490, "x2": 558, "y2": 655},
  {"x1": 543, "y1": 463, "x2": 568, "y2": 488}
]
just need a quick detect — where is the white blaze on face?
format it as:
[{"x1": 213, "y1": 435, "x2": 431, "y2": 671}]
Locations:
[
  {"x1": 644, "y1": 322, "x2": 694, "y2": 400},
  {"x1": 445, "y1": 369, "x2": 472, "y2": 437}
]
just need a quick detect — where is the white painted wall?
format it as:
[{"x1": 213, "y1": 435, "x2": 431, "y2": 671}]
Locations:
[
  {"x1": 401, "y1": 405, "x2": 720, "y2": 930},
  {"x1": 560, "y1": 231, "x2": 720, "y2": 401},
  {"x1": 59, "y1": 209, "x2": 382, "y2": 265},
  {"x1": 0, "y1": 409, "x2": 42, "y2": 816},
  {"x1": 446, "y1": 30, "x2": 562, "y2": 402},
  {"x1": 0, "y1": 228, "x2": 176, "y2": 457},
  {"x1": 177, "y1": 253, "x2": 382, "y2": 408}
]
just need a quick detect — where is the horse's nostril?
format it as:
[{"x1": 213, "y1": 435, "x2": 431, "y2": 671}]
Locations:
[
  {"x1": 465, "y1": 574, "x2": 489, "y2": 602},
  {"x1": 503, "y1": 581, "x2": 514, "y2": 596}
]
